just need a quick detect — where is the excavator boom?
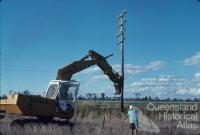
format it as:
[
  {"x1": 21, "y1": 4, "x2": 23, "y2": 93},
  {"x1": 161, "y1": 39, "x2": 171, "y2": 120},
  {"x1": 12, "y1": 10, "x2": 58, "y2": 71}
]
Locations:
[
  {"x1": 56, "y1": 50, "x2": 122, "y2": 94},
  {"x1": 56, "y1": 60, "x2": 95, "y2": 80}
]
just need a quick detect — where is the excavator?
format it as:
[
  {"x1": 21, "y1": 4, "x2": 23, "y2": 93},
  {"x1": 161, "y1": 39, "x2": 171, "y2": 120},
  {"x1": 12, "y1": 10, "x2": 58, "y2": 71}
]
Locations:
[{"x1": 0, "y1": 50, "x2": 122, "y2": 120}]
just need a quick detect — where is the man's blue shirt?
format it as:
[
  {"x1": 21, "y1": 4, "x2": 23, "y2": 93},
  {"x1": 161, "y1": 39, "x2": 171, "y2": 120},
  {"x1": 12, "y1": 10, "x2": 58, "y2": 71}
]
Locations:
[{"x1": 128, "y1": 109, "x2": 138, "y2": 124}]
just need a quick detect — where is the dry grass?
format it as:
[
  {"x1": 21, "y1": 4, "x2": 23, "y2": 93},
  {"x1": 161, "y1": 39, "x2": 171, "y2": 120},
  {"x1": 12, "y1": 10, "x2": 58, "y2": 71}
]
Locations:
[{"x1": 0, "y1": 102, "x2": 200, "y2": 135}]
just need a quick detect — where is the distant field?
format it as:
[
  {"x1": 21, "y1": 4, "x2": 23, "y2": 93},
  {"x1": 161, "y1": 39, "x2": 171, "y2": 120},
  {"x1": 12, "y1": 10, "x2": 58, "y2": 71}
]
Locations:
[
  {"x1": 0, "y1": 101, "x2": 200, "y2": 135},
  {"x1": 76, "y1": 100, "x2": 200, "y2": 106}
]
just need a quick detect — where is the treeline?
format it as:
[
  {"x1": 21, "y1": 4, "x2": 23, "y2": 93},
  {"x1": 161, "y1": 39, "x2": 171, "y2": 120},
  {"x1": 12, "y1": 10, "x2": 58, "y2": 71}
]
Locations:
[
  {"x1": 126, "y1": 96, "x2": 200, "y2": 102},
  {"x1": 78, "y1": 93, "x2": 200, "y2": 102},
  {"x1": 0, "y1": 90, "x2": 199, "y2": 102},
  {"x1": 0, "y1": 90, "x2": 41, "y2": 99}
]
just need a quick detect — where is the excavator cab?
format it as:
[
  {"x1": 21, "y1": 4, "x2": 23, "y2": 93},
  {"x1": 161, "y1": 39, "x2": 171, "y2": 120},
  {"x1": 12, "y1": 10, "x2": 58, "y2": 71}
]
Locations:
[
  {"x1": 45, "y1": 80, "x2": 79, "y2": 113},
  {"x1": 45, "y1": 80, "x2": 79, "y2": 102}
]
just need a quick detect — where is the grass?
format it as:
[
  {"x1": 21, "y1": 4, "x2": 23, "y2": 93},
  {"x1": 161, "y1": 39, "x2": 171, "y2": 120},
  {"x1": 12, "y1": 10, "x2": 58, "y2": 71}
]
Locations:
[{"x1": 0, "y1": 101, "x2": 200, "y2": 135}]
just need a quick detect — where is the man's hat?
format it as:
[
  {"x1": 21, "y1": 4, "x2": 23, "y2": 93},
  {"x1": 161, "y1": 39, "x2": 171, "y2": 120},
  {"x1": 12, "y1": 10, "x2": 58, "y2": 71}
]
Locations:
[{"x1": 129, "y1": 105, "x2": 133, "y2": 110}]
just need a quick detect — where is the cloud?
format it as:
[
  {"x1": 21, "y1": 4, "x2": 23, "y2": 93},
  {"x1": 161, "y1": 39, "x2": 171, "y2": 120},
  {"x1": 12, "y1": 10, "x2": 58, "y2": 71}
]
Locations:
[
  {"x1": 176, "y1": 88, "x2": 200, "y2": 95},
  {"x1": 113, "y1": 60, "x2": 166, "y2": 75},
  {"x1": 74, "y1": 60, "x2": 166, "y2": 96},
  {"x1": 92, "y1": 75, "x2": 109, "y2": 80},
  {"x1": 194, "y1": 72, "x2": 200, "y2": 79},
  {"x1": 77, "y1": 66, "x2": 101, "y2": 74},
  {"x1": 145, "y1": 61, "x2": 166, "y2": 71},
  {"x1": 193, "y1": 72, "x2": 200, "y2": 87},
  {"x1": 76, "y1": 60, "x2": 166, "y2": 81},
  {"x1": 77, "y1": 69, "x2": 200, "y2": 98},
  {"x1": 128, "y1": 75, "x2": 200, "y2": 98},
  {"x1": 74, "y1": 58, "x2": 199, "y2": 98},
  {"x1": 183, "y1": 52, "x2": 200, "y2": 66}
]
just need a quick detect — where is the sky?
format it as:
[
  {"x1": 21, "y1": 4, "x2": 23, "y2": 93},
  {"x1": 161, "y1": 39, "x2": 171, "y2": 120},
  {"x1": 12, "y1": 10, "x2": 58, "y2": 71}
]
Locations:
[{"x1": 1, "y1": 0, "x2": 200, "y2": 99}]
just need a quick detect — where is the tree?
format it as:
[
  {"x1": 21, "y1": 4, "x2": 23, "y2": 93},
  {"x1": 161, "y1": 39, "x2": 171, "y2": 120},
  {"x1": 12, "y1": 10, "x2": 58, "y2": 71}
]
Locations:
[
  {"x1": 186, "y1": 98, "x2": 192, "y2": 102},
  {"x1": 144, "y1": 96, "x2": 148, "y2": 101},
  {"x1": 78, "y1": 95, "x2": 86, "y2": 100},
  {"x1": 193, "y1": 98, "x2": 198, "y2": 102},
  {"x1": 148, "y1": 96, "x2": 152, "y2": 101},
  {"x1": 86, "y1": 93, "x2": 92, "y2": 100},
  {"x1": 173, "y1": 98, "x2": 178, "y2": 101},
  {"x1": 155, "y1": 97, "x2": 160, "y2": 101},
  {"x1": 100, "y1": 93, "x2": 105, "y2": 100},
  {"x1": 9, "y1": 90, "x2": 16, "y2": 95},
  {"x1": 22, "y1": 90, "x2": 31, "y2": 95},
  {"x1": 0, "y1": 94, "x2": 7, "y2": 99},
  {"x1": 105, "y1": 96, "x2": 111, "y2": 101},
  {"x1": 165, "y1": 97, "x2": 171, "y2": 101},
  {"x1": 92, "y1": 93, "x2": 97, "y2": 100}
]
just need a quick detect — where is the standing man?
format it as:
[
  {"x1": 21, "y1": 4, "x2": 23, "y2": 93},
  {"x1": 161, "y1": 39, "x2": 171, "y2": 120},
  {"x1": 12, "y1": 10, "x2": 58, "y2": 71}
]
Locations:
[{"x1": 124, "y1": 105, "x2": 138, "y2": 135}]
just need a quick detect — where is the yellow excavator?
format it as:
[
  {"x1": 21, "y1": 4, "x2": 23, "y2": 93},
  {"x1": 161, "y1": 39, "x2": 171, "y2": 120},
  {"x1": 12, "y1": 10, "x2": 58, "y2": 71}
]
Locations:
[{"x1": 0, "y1": 50, "x2": 122, "y2": 120}]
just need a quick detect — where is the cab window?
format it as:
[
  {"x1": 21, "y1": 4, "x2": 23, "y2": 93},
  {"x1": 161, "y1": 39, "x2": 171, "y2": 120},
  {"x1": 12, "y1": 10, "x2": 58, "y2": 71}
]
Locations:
[{"x1": 46, "y1": 84, "x2": 59, "y2": 99}]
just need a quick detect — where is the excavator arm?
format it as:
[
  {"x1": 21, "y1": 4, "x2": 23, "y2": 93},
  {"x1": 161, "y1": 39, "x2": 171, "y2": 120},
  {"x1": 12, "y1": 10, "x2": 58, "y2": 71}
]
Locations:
[
  {"x1": 88, "y1": 50, "x2": 122, "y2": 94},
  {"x1": 56, "y1": 50, "x2": 122, "y2": 95}
]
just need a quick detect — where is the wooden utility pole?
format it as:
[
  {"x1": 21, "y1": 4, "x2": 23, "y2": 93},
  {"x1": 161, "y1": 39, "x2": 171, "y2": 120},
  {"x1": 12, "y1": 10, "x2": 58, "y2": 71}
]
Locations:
[{"x1": 117, "y1": 9, "x2": 126, "y2": 112}]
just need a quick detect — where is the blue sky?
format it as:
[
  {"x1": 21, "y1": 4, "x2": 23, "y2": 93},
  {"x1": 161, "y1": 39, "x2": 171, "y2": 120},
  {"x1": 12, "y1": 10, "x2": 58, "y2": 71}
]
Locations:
[{"x1": 1, "y1": 0, "x2": 200, "y2": 98}]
